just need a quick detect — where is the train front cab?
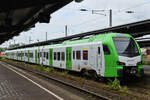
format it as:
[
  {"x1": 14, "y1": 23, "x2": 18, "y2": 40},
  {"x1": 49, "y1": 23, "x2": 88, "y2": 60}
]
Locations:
[
  {"x1": 115, "y1": 36, "x2": 144, "y2": 77},
  {"x1": 103, "y1": 35, "x2": 144, "y2": 78}
]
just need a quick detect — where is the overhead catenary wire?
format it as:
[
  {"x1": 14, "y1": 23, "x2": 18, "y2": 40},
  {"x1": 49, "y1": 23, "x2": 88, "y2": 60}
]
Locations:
[{"x1": 70, "y1": 0, "x2": 150, "y2": 29}]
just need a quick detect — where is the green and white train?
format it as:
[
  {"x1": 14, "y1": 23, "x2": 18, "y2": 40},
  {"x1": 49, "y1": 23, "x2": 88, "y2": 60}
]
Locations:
[{"x1": 5, "y1": 33, "x2": 144, "y2": 78}]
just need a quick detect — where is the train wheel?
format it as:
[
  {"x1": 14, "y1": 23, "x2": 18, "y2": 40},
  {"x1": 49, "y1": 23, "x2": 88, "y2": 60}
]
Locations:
[
  {"x1": 81, "y1": 69, "x2": 88, "y2": 78},
  {"x1": 88, "y1": 70, "x2": 99, "y2": 81}
]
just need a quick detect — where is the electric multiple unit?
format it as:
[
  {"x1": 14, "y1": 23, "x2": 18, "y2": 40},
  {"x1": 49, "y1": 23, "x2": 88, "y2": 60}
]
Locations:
[{"x1": 5, "y1": 33, "x2": 144, "y2": 77}]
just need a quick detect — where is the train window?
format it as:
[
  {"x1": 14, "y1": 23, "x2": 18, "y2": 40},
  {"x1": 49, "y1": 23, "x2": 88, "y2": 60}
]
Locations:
[
  {"x1": 98, "y1": 47, "x2": 100, "y2": 54},
  {"x1": 38, "y1": 53, "x2": 40, "y2": 58},
  {"x1": 29, "y1": 53, "x2": 32, "y2": 58},
  {"x1": 25, "y1": 53, "x2": 28, "y2": 57},
  {"x1": 40, "y1": 52, "x2": 42, "y2": 57},
  {"x1": 76, "y1": 51, "x2": 81, "y2": 60},
  {"x1": 46, "y1": 52, "x2": 48, "y2": 59},
  {"x1": 103, "y1": 45, "x2": 110, "y2": 55},
  {"x1": 54, "y1": 52, "x2": 56, "y2": 60},
  {"x1": 57, "y1": 52, "x2": 60, "y2": 61},
  {"x1": 73, "y1": 51, "x2": 75, "y2": 59},
  {"x1": 31, "y1": 53, "x2": 33, "y2": 58},
  {"x1": 44, "y1": 52, "x2": 45, "y2": 57},
  {"x1": 83, "y1": 50, "x2": 88, "y2": 60},
  {"x1": 61, "y1": 52, "x2": 65, "y2": 61},
  {"x1": 39, "y1": 52, "x2": 40, "y2": 57}
]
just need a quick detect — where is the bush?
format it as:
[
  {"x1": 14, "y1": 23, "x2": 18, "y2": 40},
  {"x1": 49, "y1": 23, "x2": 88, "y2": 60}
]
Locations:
[
  {"x1": 147, "y1": 91, "x2": 150, "y2": 97},
  {"x1": 119, "y1": 86, "x2": 128, "y2": 93},
  {"x1": 39, "y1": 64, "x2": 44, "y2": 71},
  {"x1": 44, "y1": 67, "x2": 54, "y2": 73},
  {"x1": 62, "y1": 71, "x2": 68, "y2": 76},
  {"x1": 108, "y1": 78, "x2": 121, "y2": 90}
]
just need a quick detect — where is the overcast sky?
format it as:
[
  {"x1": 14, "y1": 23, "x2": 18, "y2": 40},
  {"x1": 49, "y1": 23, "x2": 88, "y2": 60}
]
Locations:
[{"x1": 1, "y1": 0, "x2": 150, "y2": 47}]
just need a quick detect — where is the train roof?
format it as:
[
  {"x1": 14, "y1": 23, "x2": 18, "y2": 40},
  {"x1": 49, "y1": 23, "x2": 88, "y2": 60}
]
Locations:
[{"x1": 6, "y1": 33, "x2": 133, "y2": 52}]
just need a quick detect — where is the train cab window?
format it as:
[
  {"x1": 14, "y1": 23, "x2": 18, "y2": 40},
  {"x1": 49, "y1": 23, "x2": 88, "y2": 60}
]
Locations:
[
  {"x1": 54, "y1": 52, "x2": 56, "y2": 60},
  {"x1": 76, "y1": 51, "x2": 81, "y2": 60},
  {"x1": 57, "y1": 52, "x2": 60, "y2": 61},
  {"x1": 83, "y1": 50, "x2": 88, "y2": 60},
  {"x1": 61, "y1": 52, "x2": 65, "y2": 61},
  {"x1": 98, "y1": 47, "x2": 100, "y2": 54},
  {"x1": 103, "y1": 45, "x2": 110, "y2": 55},
  {"x1": 73, "y1": 51, "x2": 75, "y2": 59}
]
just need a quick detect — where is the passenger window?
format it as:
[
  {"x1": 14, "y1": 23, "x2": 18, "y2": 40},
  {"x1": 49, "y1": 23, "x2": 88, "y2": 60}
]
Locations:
[
  {"x1": 38, "y1": 53, "x2": 40, "y2": 58},
  {"x1": 73, "y1": 51, "x2": 75, "y2": 59},
  {"x1": 54, "y1": 52, "x2": 56, "y2": 60},
  {"x1": 83, "y1": 50, "x2": 88, "y2": 60},
  {"x1": 40, "y1": 52, "x2": 42, "y2": 57},
  {"x1": 61, "y1": 52, "x2": 65, "y2": 61},
  {"x1": 44, "y1": 52, "x2": 46, "y2": 58},
  {"x1": 57, "y1": 52, "x2": 60, "y2": 61},
  {"x1": 98, "y1": 47, "x2": 100, "y2": 54},
  {"x1": 25, "y1": 53, "x2": 27, "y2": 57},
  {"x1": 46, "y1": 52, "x2": 48, "y2": 59},
  {"x1": 103, "y1": 45, "x2": 110, "y2": 55},
  {"x1": 31, "y1": 53, "x2": 33, "y2": 58},
  {"x1": 76, "y1": 51, "x2": 81, "y2": 60}
]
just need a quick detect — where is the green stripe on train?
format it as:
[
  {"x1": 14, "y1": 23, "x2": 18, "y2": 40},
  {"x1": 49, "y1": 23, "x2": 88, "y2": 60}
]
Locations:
[
  {"x1": 49, "y1": 49, "x2": 53, "y2": 66},
  {"x1": 21, "y1": 51, "x2": 22, "y2": 61},
  {"x1": 35, "y1": 50, "x2": 37, "y2": 63},
  {"x1": 66, "y1": 47, "x2": 72, "y2": 69},
  {"x1": 28, "y1": 50, "x2": 30, "y2": 62}
]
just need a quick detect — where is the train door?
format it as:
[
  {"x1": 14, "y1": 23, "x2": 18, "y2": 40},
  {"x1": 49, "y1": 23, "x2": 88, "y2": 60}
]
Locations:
[
  {"x1": 66, "y1": 47, "x2": 72, "y2": 69},
  {"x1": 97, "y1": 43, "x2": 105, "y2": 76},
  {"x1": 97, "y1": 45, "x2": 102, "y2": 75},
  {"x1": 49, "y1": 48, "x2": 53, "y2": 66},
  {"x1": 43, "y1": 49, "x2": 49, "y2": 65},
  {"x1": 40, "y1": 52, "x2": 43, "y2": 64},
  {"x1": 39, "y1": 52, "x2": 42, "y2": 64}
]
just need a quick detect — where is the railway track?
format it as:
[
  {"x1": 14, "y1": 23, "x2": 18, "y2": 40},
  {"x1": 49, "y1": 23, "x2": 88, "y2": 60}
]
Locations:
[{"x1": 1, "y1": 61, "x2": 111, "y2": 100}]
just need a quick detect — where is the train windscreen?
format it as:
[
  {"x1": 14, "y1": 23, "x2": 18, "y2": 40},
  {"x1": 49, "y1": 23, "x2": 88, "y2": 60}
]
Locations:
[{"x1": 113, "y1": 37, "x2": 140, "y2": 57}]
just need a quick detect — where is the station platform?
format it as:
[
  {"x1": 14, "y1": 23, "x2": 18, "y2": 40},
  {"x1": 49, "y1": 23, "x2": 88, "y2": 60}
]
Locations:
[{"x1": 0, "y1": 61, "x2": 62, "y2": 100}]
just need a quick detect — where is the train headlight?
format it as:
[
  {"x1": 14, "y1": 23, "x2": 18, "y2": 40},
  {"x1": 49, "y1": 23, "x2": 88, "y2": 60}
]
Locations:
[
  {"x1": 137, "y1": 61, "x2": 142, "y2": 65},
  {"x1": 116, "y1": 61, "x2": 125, "y2": 66},
  {"x1": 130, "y1": 68, "x2": 137, "y2": 74}
]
